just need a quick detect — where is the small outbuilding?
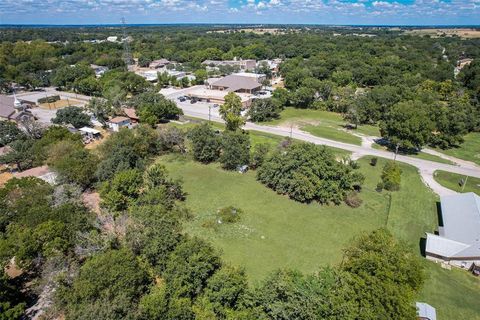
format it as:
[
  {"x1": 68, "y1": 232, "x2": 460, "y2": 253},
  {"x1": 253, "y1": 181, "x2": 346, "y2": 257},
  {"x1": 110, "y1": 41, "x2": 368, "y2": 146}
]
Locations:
[
  {"x1": 79, "y1": 127, "x2": 101, "y2": 141},
  {"x1": 416, "y1": 302, "x2": 436, "y2": 320}
]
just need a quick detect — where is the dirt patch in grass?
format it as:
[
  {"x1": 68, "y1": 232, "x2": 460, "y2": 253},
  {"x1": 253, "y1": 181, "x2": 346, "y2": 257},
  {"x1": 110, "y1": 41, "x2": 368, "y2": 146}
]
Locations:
[{"x1": 38, "y1": 99, "x2": 84, "y2": 110}]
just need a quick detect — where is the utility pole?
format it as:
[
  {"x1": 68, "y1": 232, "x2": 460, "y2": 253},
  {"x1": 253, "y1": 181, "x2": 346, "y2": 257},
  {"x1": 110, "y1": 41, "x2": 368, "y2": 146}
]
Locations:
[
  {"x1": 393, "y1": 143, "x2": 399, "y2": 162},
  {"x1": 461, "y1": 176, "x2": 469, "y2": 192}
]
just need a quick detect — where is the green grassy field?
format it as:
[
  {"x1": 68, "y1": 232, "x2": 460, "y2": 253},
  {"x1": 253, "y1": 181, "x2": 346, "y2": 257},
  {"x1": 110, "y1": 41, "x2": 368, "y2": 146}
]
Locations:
[
  {"x1": 161, "y1": 154, "x2": 480, "y2": 318},
  {"x1": 163, "y1": 155, "x2": 390, "y2": 280},
  {"x1": 265, "y1": 108, "x2": 381, "y2": 145},
  {"x1": 435, "y1": 132, "x2": 480, "y2": 166},
  {"x1": 419, "y1": 262, "x2": 480, "y2": 319},
  {"x1": 433, "y1": 170, "x2": 480, "y2": 195}
]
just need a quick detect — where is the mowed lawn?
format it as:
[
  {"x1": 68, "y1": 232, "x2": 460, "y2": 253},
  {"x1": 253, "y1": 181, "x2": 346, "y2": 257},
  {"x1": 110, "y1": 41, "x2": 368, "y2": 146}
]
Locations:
[
  {"x1": 162, "y1": 153, "x2": 480, "y2": 318},
  {"x1": 434, "y1": 170, "x2": 480, "y2": 195},
  {"x1": 163, "y1": 155, "x2": 389, "y2": 280},
  {"x1": 265, "y1": 107, "x2": 381, "y2": 145},
  {"x1": 435, "y1": 132, "x2": 480, "y2": 166}
]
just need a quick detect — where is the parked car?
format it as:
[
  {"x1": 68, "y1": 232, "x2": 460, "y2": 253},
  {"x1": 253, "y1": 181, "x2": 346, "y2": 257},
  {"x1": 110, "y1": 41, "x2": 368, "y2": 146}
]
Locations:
[
  {"x1": 178, "y1": 96, "x2": 186, "y2": 102},
  {"x1": 212, "y1": 104, "x2": 219, "y2": 108}
]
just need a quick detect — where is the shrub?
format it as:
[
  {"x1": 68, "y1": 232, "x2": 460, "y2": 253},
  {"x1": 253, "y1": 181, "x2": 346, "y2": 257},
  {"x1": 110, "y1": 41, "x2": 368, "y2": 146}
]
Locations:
[
  {"x1": 345, "y1": 191, "x2": 363, "y2": 208},
  {"x1": 376, "y1": 182, "x2": 384, "y2": 192},
  {"x1": 381, "y1": 161, "x2": 402, "y2": 191},
  {"x1": 217, "y1": 206, "x2": 242, "y2": 224},
  {"x1": 370, "y1": 157, "x2": 378, "y2": 166}
]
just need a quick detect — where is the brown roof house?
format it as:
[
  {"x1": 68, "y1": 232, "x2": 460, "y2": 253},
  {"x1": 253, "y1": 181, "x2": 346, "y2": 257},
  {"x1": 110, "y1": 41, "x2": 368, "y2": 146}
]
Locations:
[
  {"x1": 209, "y1": 74, "x2": 262, "y2": 94},
  {"x1": 107, "y1": 116, "x2": 132, "y2": 132},
  {"x1": 122, "y1": 108, "x2": 139, "y2": 123},
  {"x1": 149, "y1": 59, "x2": 170, "y2": 69},
  {"x1": 0, "y1": 95, "x2": 35, "y2": 123}
]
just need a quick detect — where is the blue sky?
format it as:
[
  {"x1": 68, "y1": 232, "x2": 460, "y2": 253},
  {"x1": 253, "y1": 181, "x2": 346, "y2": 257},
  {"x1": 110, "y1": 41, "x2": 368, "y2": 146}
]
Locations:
[{"x1": 0, "y1": 0, "x2": 478, "y2": 25}]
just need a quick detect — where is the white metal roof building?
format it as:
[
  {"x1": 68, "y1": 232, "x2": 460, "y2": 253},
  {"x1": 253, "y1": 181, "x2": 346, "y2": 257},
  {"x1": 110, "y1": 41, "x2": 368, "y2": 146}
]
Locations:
[
  {"x1": 416, "y1": 302, "x2": 436, "y2": 320},
  {"x1": 426, "y1": 192, "x2": 480, "y2": 268}
]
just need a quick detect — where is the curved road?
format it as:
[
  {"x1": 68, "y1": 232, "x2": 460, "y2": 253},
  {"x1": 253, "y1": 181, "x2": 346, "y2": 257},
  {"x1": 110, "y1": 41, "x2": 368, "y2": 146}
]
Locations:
[{"x1": 167, "y1": 89, "x2": 480, "y2": 196}]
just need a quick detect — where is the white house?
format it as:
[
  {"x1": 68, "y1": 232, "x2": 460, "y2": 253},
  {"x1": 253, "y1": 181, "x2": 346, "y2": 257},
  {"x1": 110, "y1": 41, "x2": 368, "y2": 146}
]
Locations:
[
  {"x1": 107, "y1": 116, "x2": 132, "y2": 132},
  {"x1": 425, "y1": 192, "x2": 480, "y2": 269}
]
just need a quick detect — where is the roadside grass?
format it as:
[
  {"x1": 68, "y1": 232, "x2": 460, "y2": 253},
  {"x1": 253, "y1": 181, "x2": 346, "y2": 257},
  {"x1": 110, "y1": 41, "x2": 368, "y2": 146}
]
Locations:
[
  {"x1": 265, "y1": 107, "x2": 380, "y2": 145},
  {"x1": 433, "y1": 170, "x2": 480, "y2": 195},
  {"x1": 372, "y1": 143, "x2": 454, "y2": 165},
  {"x1": 161, "y1": 154, "x2": 480, "y2": 318},
  {"x1": 409, "y1": 152, "x2": 454, "y2": 165},
  {"x1": 302, "y1": 124, "x2": 362, "y2": 145},
  {"x1": 435, "y1": 132, "x2": 480, "y2": 166}
]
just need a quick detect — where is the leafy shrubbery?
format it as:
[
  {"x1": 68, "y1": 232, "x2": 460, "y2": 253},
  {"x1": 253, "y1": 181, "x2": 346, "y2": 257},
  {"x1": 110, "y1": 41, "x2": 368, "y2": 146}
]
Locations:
[
  {"x1": 257, "y1": 143, "x2": 364, "y2": 204},
  {"x1": 381, "y1": 161, "x2": 402, "y2": 191},
  {"x1": 37, "y1": 95, "x2": 60, "y2": 104}
]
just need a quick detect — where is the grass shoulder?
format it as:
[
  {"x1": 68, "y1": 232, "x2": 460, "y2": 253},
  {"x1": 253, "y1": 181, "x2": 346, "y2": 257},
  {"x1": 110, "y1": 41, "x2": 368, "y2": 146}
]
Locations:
[{"x1": 433, "y1": 170, "x2": 480, "y2": 195}]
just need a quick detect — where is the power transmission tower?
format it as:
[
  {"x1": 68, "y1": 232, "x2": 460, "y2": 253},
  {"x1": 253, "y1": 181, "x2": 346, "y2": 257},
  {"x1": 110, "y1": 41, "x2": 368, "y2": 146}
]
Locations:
[{"x1": 121, "y1": 17, "x2": 133, "y2": 66}]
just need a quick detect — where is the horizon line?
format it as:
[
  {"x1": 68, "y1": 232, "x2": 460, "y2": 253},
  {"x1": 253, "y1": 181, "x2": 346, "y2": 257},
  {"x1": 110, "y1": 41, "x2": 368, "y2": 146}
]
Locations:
[{"x1": 1, "y1": 23, "x2": 480, "y2": 28}]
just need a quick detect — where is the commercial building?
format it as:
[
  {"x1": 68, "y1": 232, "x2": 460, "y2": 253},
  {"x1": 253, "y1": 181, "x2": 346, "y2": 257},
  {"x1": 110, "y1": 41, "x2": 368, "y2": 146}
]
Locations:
[
  {"x1": 425, "y1": 192, "x2": 480, "y2": 269},
  {"x1": 208, "y1": 73, "x2": 263, "y2": 94},
  {"x1": 186, "y1": 88, "x2": 253, "y2": 108}
]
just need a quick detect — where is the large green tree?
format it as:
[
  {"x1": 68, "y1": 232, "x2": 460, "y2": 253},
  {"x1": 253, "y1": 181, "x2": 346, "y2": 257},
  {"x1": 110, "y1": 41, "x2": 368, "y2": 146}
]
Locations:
[
  {"x1": 257, "y1": 143, "x2": 364, "y2": 204},
  {"x1": 187, "y1": 123, "x2": 221, "y2": 163},
  {"x1": 219, "y1": 92, "x2": 244, "y2": 131},
  {"x1": 380, "y1": 101, "x2": 434, "y2": 151}
]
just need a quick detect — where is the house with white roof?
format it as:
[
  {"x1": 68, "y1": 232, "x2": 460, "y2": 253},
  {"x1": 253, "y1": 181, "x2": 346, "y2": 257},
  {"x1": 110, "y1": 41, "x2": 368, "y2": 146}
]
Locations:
[{"x1": 425, "y1": 192, "x2": 480, "y2": 269}]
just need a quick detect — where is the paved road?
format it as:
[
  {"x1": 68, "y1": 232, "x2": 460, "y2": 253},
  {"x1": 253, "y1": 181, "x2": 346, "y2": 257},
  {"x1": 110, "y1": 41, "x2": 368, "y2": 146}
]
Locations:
[{"x1": 164, "y1": 89, "x2": 480, "y2": 196}]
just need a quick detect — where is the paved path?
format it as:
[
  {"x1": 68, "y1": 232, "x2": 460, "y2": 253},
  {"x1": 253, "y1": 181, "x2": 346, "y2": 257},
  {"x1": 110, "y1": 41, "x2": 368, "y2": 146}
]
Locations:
[{"x1": 165, "y1": 90, "x2": 480, "y2": 196}]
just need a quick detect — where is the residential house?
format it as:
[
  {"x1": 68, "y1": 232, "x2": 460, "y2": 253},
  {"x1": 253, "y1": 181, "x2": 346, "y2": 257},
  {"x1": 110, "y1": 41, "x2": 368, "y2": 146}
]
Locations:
[
  {"x1": 122, "y1": 108, "x2": 139, "y2": 123},
  {"x1": 150, "y1": 59, "x2": 170, "y2": 69},
  {"x1": 90, "y1": 64, "x2": 109, "y2": 78},
  {"x1": 425, "y1": 192, "x2": 480, "y2": 269},
  {"x1": 416, "y1": 302, "x2": 436, "y2": 320},
  {"x1": 107, "y1": 116, "x2": 132, "y2": 132},
  {"x1": 0, "y1": 95, "x2": 35, "y2": 123},
  {"x1": 106, "y1": 36, "x2": 118, "y2": 42}
]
